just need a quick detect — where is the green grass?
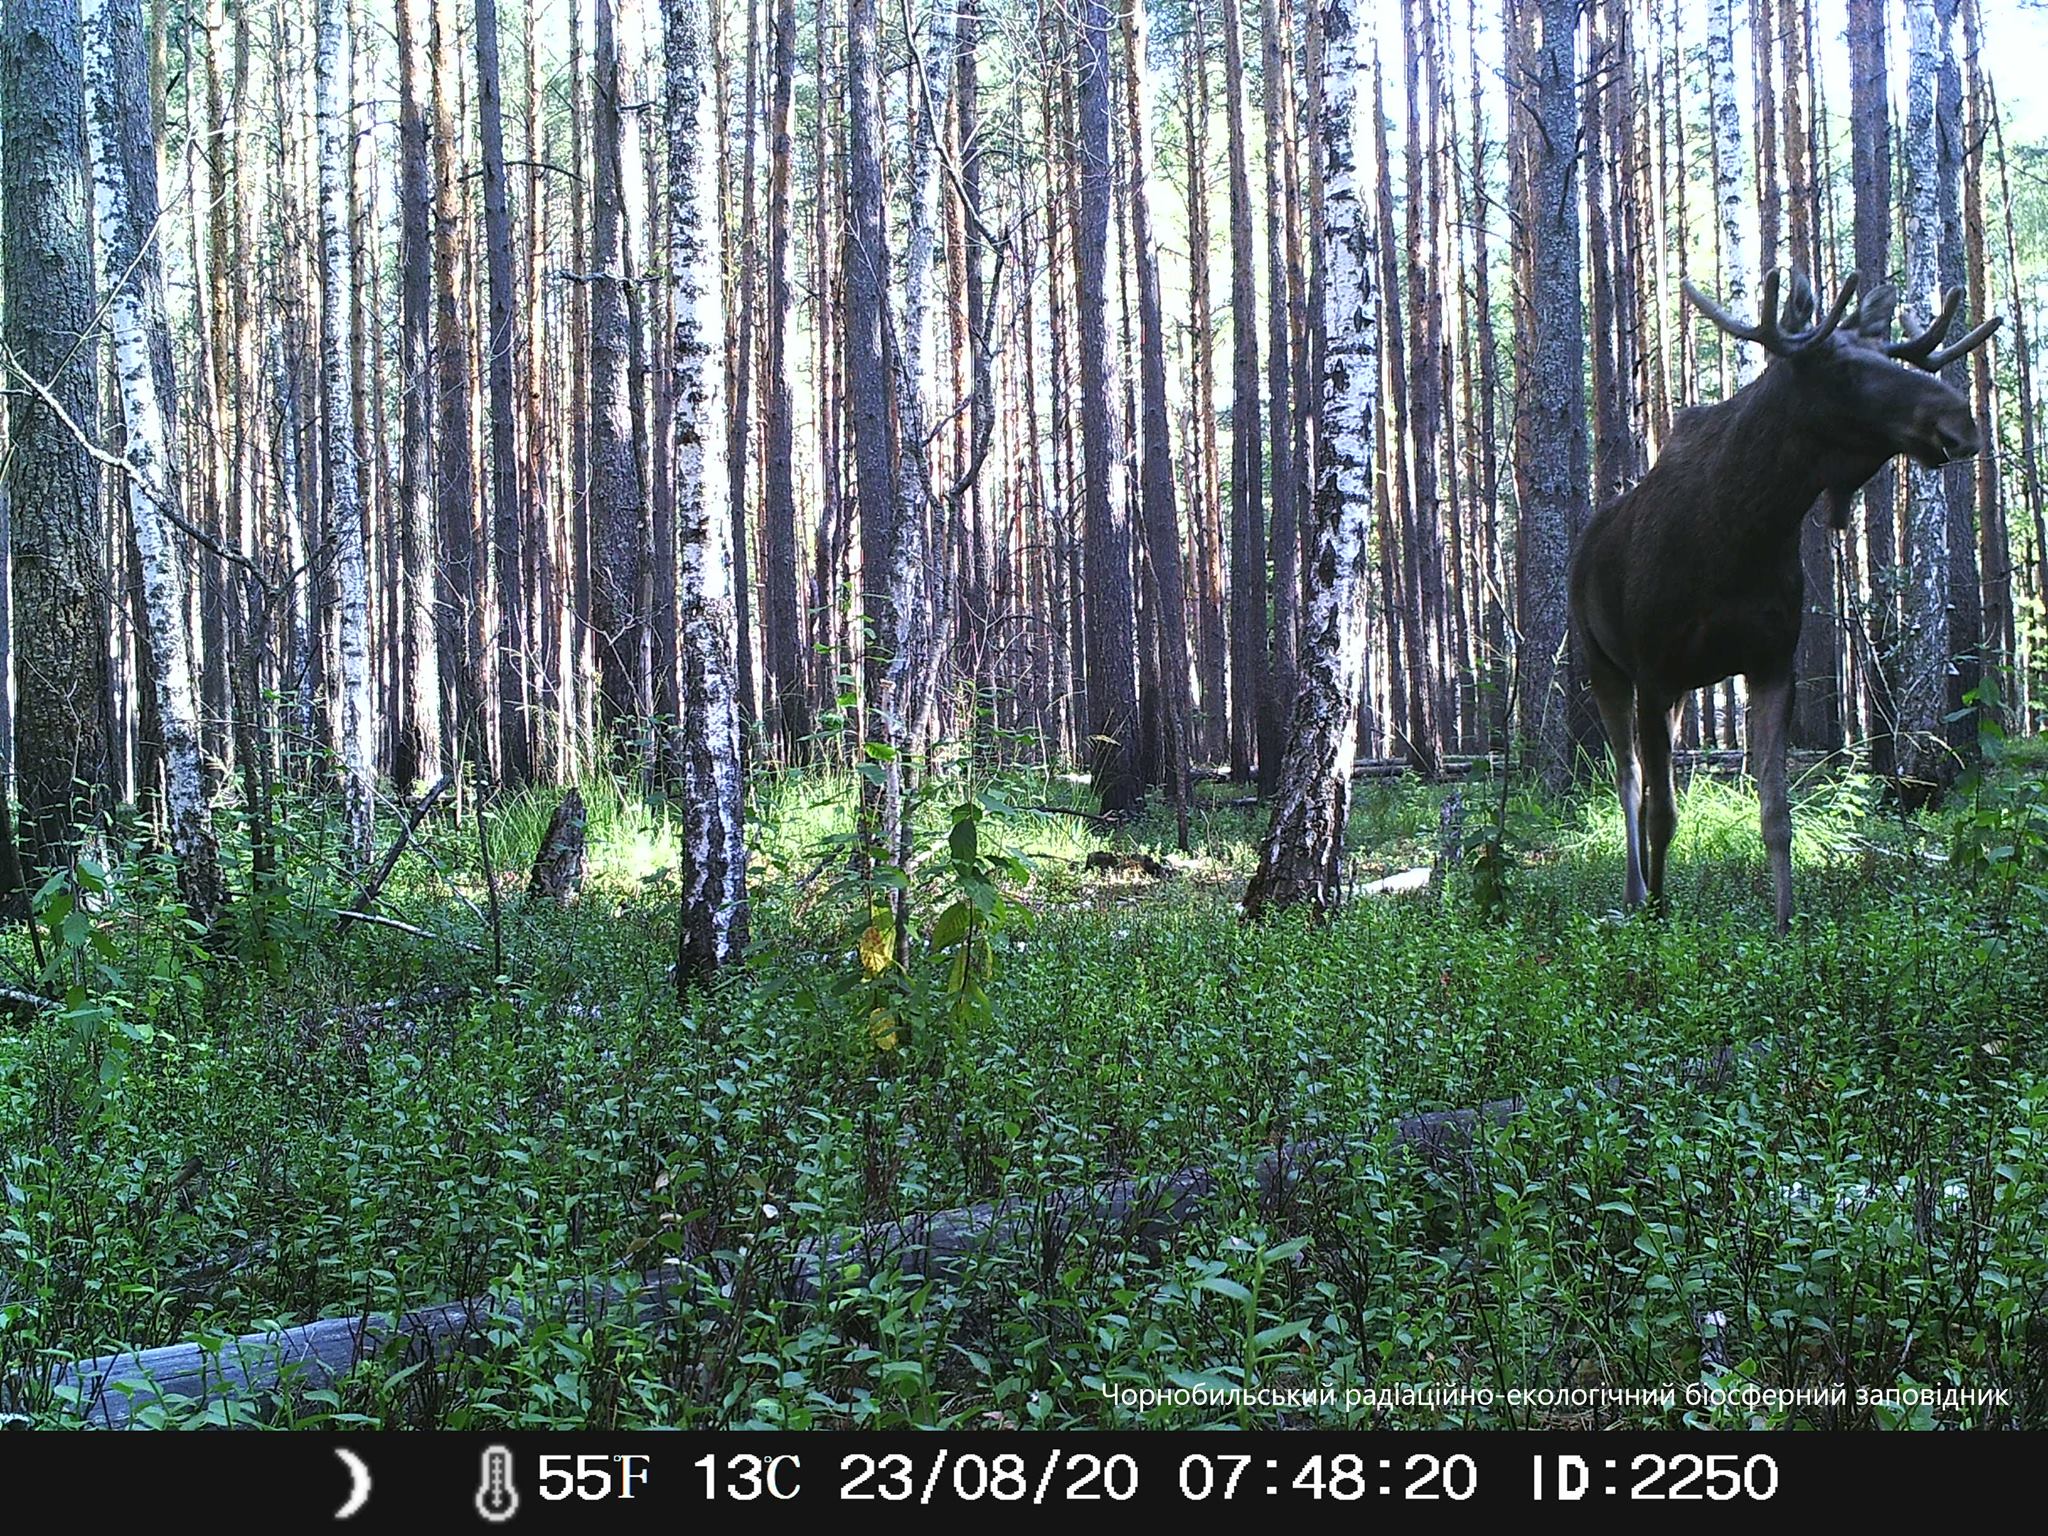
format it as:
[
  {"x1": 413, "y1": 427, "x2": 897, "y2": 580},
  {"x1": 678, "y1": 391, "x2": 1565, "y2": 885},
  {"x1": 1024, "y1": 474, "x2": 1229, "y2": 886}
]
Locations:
[{"x1": 2, "y1": 754, "x2": 2045, "y2": 1429}]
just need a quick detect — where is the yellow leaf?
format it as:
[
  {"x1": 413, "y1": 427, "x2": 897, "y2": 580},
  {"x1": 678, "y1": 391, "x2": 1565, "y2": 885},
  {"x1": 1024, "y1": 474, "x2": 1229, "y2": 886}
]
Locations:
[
  {"x1": 868, "y1": 1007, "x2": 900, "y2": 1052},
  {"x1": 858, "y1": 924, "x2": 893, "y2": 976}
]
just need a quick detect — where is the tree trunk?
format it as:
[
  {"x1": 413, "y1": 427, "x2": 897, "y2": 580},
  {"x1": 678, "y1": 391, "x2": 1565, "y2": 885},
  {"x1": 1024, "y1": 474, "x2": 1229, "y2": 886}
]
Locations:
[
  {"x1": 1245, "y1": 0, "x2": 1377, "y2": 919},
  {"x1": 567, "y1": 0, "x2": 592, "y2": 769},
  {"x1": 590, "y1": 0, "x2": 645, "y2": 754},
  {"x1": 1403, "y1": 0, "x2": 1448, "y2": 774},
  {"x1": 1899, "y1": 0, "x2": 1951, "y2": 803},
  {"x1": 1934, "y1": 0, "x2": 1979, "y2": 758},
  {"x1": 846, "y1": 0, "x2": 895, "y2": 848},
  {"x1": 761, "y1": 0, "x2": 805, "y2": 761},
  {"x1": 1707, "y1": 0, "x2": 1755, "y2": 388},
  {"x1": 1959, "y1": 0, "x2": 2007, "y2": 686},
  {"x1": 1772, "y1": 0, "x2": 1838, "y2": 753},
  {"x1": 1078, "y1": 0, "x2": 1139, "y2": 814},
  {"x1": 1123, "y1": 0, "x2": 1192, "y2": 840},
  {"x1": 665, "y1": 0, "x2": 748, "y2": 986},
  {"x1": 1508, "y1": 0, "x2": 1586, "y2": 789},
  {"x1": 1751, "y1": 0, "x2": 1780, "y2": 273},
  {"x1": 82, "y1": 0, "x2": 221, "y2": 923},
  {"x1": 394, "y1": 0, "x2": 443, "y2": 791},
  {"x1": 1184, "y1": 0, "x2": 1229, "y2": 766},
  {"x1": 431, "y1": 0, "x2": 480, "y2": 766},
  {"x1": 1847, "y1": 0, "x2": 1898, "y2": 781},
  {"x1": 316, "y1": 0, "x2": 374, "y2": 862},
  {"x1": 2, "y1": 0, "x2": 113, "y2": 888},
  {"x1": 1221, "y1": 0, "x2": 1264, "y2": 785},
  {"x1": 1467, "y1": 0, "x2": 1505, "y2": 752},
  {"x1": 477, "y1": 0, "x2": 530, "y2": 786},
  {"x1": 1988, "y1": 77, "x2": 2048, "y2": 658},
  {"x1": 724, "y1": 0, "x2": 760, "y2": 736},
  {"x1": 1259, "y1": 0, "x2": 1297, "y2": 793}
]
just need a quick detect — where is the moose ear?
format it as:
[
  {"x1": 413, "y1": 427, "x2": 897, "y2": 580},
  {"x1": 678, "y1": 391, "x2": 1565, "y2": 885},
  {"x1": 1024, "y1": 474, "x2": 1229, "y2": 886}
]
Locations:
[
  {"x1": 1854, "y1": 283, "x2": 1898, "y2": 339},
  {"x1": 1780, "y1": 272, "x2": 1818, "y2": 329}
]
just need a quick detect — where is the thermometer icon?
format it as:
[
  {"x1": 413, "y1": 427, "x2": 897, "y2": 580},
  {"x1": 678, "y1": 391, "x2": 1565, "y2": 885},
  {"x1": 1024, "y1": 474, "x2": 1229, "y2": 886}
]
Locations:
[{"x1": 475, "y1": 1445, "x2": 519, "y2": 1523}]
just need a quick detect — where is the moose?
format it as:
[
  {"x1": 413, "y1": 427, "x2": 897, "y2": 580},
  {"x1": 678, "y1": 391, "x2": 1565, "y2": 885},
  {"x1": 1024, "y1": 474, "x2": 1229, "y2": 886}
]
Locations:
[{"x1": 1568, "y1": 269, "x2": 1999, "y2": 932}]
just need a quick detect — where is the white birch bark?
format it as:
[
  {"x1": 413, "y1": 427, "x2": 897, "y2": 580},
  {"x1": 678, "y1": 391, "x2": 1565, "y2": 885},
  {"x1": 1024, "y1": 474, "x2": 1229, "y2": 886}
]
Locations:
[
  {"x1": 877, "y1": 0, "x2": 956, "y2": 891},
  {"x1": 665, "y1": 0, "x2": 748, "y2": 984},
  {"x1": 1899, "y1": 0, "x2": 1952, "y2": 795},
  {"x1": 1244, "y1": 0, "x2": 1378, "y2": 918},
  {"x1": 884, "y1": 0, "x2": 954, "y2": 770},
  {"x1": 317, "y1": 0, "x2": 375, "y2": 860},
  {"x1": 1707, "y1": 0, "x2": 1757, "y2": 387},
  {"x1": 82, "y1": 0, "x2": 221, "y2": 925}
]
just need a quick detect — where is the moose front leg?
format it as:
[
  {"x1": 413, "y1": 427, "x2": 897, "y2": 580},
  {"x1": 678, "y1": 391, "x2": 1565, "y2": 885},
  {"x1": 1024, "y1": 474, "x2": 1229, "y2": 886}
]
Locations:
[
  {"x1": 1744, "y1": 672, "x2": 1797, "y2": 933},
  {"x1": 1588, "y1": 667, "x2": 1646, "y2": 910},
  {"x1": 1634, "y1": 694, "x2": 1681, "y2": 914}
]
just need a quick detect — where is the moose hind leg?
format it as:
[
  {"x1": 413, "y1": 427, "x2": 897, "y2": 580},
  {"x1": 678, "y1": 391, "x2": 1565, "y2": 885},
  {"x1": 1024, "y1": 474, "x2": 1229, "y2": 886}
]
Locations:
[
  {"x1": 1744, "y1": 672, "x2": 1797, "y2": 933},
  {"x1": 1635, "y1": 694, "x2": 1680, "y2": 914},
  {"x1": 1589, "y1": 668, "x2": 1646, "y2": 910}
]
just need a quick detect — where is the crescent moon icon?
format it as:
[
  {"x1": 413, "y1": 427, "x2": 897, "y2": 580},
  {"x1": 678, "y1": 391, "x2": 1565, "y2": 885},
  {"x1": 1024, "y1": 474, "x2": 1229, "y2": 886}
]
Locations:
[{"x1": 334, "y1": 1448, "x2": 372, "y2": 1520}]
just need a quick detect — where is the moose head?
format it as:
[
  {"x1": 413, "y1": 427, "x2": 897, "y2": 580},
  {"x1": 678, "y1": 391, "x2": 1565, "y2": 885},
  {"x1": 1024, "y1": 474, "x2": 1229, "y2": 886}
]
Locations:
[
  {"x1": 1568, "y1": 268, "x2": 2000, "y2": 933},
  {"x1": 1685, "y1": 270, "x2": 1999, "y2": 525}
]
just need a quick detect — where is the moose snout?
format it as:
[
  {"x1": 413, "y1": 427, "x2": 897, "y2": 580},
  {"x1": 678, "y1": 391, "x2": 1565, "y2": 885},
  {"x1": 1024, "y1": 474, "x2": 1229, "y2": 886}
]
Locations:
[{"x1": 1915, "y1": 409, "x2": 1979, "y2": 467}]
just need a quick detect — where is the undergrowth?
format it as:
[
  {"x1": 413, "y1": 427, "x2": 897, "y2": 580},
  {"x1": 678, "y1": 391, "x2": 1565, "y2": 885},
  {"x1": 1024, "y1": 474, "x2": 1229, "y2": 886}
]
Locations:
[{"x1": 1, "y1": 752, "x2": 2045, "y2": 1429}]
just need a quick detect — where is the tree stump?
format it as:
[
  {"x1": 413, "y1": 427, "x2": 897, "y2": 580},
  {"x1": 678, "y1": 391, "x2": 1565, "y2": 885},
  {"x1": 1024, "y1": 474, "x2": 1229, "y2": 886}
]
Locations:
[{"x1": 526, "y1": 789, "x2": 587, "y2": 902}]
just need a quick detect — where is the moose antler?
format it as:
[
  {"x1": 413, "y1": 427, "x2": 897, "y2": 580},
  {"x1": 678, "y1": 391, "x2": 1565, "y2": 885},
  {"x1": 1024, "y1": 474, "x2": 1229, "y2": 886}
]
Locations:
[
  {"x1": 1683, "y1": 269, "x2": 1859, "y2": 358},
  {"x1": 1887, "y1": 285, "x2": 2001, "y2": 372}
]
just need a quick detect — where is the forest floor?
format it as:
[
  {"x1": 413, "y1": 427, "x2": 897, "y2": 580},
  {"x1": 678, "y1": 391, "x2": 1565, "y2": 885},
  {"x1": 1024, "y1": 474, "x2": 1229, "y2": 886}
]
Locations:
[{"x1": 3, "y1": 739, "x2": 2046, "y2": 1428}]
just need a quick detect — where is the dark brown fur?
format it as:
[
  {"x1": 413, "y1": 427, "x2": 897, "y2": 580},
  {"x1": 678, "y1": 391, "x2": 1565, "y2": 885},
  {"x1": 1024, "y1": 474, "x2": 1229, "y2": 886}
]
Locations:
[{"x1": 1567, "y1": 272, "x2": 1998, "y2": 931}]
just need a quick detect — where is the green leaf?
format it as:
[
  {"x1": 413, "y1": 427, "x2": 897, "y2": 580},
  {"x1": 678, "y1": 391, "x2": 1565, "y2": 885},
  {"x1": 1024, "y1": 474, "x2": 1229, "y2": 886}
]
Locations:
[
  {"x1": 931, "y1": 900, "x2": 972, "y2": 951},
  {"x1": 949, "y1": 816, "x2": 979, "y2": 863}
]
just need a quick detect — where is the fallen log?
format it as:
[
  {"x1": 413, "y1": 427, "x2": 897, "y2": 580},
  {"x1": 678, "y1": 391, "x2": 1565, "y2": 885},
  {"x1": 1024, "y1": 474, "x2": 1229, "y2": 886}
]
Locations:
[
  {"x1": 1361, "y1": 867, "x2": 1433, "y2": 896},
  {"x1": 42, "y1": 1039, "x2": 1769, "y2": 1427}
]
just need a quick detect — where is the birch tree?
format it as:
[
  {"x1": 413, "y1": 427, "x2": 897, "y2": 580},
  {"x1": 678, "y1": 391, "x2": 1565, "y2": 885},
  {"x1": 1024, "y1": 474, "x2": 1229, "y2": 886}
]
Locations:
[
  {"x1": 81, "y1": 0, "x2": 221, "y2": 923},
  {"x1": 1847, "y1": 0, "x2": 1897, "y2": 779},
  {"x1": 846, "y1": 0, "x2": 896, "y2": 855},
  {"x1": 886, "y1": 0, "x2": 956, "y2": 778},
  {"x1": 1899, "y1": 0, "x2": 1952, "y2": 800},
  {"x1": 1245, "y1": 0, "x2": 1377, "y2": 918},
  {"x1": 1707, "y1": 0, "x2": 1756, "y2": 388},
  {"x1": 316, "y1": 0, "x2": 374, "y2": 861},
  {"x1": 665, "y1": 0, "x2": 748, "y2": 986}
]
